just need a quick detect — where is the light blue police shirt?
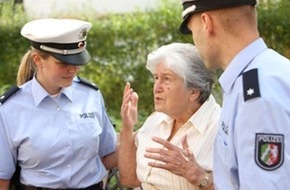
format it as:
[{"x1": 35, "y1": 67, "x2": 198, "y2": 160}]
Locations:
[
  {"x1": 214, "y1": 38, "x2": 290, "y2": 189},
  {"x1": 0, "y1": 77, "x2": 117, "y2": 188}
]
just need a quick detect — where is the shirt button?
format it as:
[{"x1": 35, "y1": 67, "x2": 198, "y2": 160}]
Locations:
[
  {"x1": 57, "y1": 107, "x2": 60, "y2": 111},
  {"x1": 67, "y1": 164, "x2": 71, "y2": 168},
  {"x1": 67, "y1": 145, "x2": 71, "y2": 149}
]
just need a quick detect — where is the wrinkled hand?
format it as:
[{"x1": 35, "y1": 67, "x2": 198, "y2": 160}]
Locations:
[
  {"x1": 120, "y1": 82, "x2": 139, "y2": 132},
  {"x1": 144, "y1": 135, "x2": 203, "y2": 179}
]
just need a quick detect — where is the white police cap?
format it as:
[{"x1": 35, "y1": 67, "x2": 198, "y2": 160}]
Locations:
[{"x1": 21, "y1": 18, "x2": 92, "y2": 65}]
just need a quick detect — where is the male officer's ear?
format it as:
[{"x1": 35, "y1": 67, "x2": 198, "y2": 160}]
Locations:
[{"x1": 200, "y1": 12, "x2": 215, "y2": 36}]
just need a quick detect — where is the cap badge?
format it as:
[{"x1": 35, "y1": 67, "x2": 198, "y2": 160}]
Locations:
[{"x1": 79, "y1": 27, "x2": 87, "y2": 40}]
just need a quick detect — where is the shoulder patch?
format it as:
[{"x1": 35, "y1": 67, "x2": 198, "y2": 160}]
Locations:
[
  {"x1": 0, "y1": 86, "x2": 20, "y2": 105},
  {"x1": 242, "y1": 68, "x2": 261, "y2": 101},
  {"x1": 255, "y1": 133, "x2": 284, "y2": 171},
  {"x1": 76, "y1": 76, "x2": 99, "y2": 91}
]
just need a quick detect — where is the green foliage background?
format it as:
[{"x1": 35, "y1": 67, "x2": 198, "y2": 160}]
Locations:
[{"x1": 0, "y1": 0, "x2": 289, "y2": 130}]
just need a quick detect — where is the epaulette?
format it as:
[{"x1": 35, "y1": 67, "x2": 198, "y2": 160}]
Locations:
[
  {"x1": 0, "y1": 86, "x2": 20, "y2": 106},
  {"x1": 242, "y1": 68, "x2": 261, "y2": 101},
  {"x1": 76, "y1": 76, "x2": 99, "y2": 91}
]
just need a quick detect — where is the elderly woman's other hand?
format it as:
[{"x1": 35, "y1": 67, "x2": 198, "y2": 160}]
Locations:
[{"x1": 144, "y1": 135, "x2": 211, "y2": 187}]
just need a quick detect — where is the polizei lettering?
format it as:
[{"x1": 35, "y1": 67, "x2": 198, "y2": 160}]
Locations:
[
  {"x1": 79, "y1": 112, "x2": 97, "y2": 119},
  {"x1": 257, "y1": 134, "x2": 283, "y2": 143}
]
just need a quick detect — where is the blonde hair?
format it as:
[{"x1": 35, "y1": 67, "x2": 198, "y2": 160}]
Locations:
[{"x1": 16, "y1": 48, "x2": 49, "y2": 86}]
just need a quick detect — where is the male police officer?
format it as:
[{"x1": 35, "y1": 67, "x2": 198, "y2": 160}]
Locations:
[{"x1": 179, "y1": 0, "x2": 290, "y2": 189}]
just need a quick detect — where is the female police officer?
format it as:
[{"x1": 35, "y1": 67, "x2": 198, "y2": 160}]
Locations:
[{"x1": 0, "y1": 18, "x2": 117, "y2": 190}]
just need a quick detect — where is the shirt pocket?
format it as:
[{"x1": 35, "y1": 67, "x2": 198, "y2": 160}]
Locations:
[{"x1": 74, "y1": 120, "x2": 102, "y2": 159}]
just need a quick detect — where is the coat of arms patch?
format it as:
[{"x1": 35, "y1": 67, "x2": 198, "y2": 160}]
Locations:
[{"x1": 255, "y1": 133, "x2": 284, "y2": 170}]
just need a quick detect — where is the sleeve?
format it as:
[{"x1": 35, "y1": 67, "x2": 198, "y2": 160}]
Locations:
[
  {"x1": 97, "y1": 91, "x2": 117, "y2": 157},
  {"x1": 235, "y1": 98, "x2": 290, "y2": 189},
  {"x1": 0, "y1": 111, "x2": 17, "y2": 179}
]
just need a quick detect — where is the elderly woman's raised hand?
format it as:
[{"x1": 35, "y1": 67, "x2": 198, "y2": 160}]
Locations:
[{"x1": 120, "y1": 82, "x2": 139, "y2": 132}]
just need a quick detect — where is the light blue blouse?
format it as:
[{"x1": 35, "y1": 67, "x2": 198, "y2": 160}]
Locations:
[{"x1": 0, "y1": 77, "x2": 117, "y2": 188}]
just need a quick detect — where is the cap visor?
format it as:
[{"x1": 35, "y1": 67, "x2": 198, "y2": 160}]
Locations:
[
  {"x1": 179, "y1": 18, "x2": 192, "y2": 35},
  {"x1": 179, "y1": 20, "x2": 192, "y2": 34},
  {"x1": 50, "y1": 49, "x2": 91, "y2": 65}
]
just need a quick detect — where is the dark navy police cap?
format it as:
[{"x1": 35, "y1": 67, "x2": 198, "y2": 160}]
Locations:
[
  {"x1": 21, "y1": 18, "x2": 92, "y2": 65},
  {"x1": 179, "y1": 0, "x2": 257, "y2": 34}
]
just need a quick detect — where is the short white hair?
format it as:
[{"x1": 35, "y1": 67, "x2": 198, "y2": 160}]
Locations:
[{"x1": 146, "y1": 42, "x2": 214, "y2": 103}]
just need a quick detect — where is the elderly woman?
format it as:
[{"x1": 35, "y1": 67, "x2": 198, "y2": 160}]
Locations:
[{"x1": 118, "y1": 42, "x2": 221, "y2": 190}]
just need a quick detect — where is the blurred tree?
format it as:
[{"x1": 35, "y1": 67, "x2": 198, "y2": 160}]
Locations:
[{"x1": 0, "y1": 0, "x2": 289, "y2": 129}]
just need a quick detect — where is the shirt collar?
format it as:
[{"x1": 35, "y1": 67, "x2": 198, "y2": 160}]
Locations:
[
  {"x1": 219, "y1": 38, "x2": 267, "y2": 94},
  {"x1": 61, "y1": 86, "x2": 73, "y2": 102},
  {"x1": 160, "y1": 95, "x2": 218, "y2": 135},
  {"x1": 31, "y1": 77, "x2": 73, "y2": 106},
  {"x1": 188, "y1": 94, "x2": 218, "y2": 134}
]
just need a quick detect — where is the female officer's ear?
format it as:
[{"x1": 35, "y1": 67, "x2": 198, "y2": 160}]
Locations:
[{"x1": 31, "y1": 52, "x2": 42, "y2": 67}]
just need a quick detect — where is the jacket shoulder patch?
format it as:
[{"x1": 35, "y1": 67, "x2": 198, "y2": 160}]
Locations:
[
  {"x1": 242, "y1": 68, "x2": 261, "y2": 101},
  {"x1": 76, "y1": 76, "x2": 99, "y2": 91},
  {"x1": 0, "y1": 86, "x2": 20, "y2": 105},
  {"x1": 255, "y1": 133, "x2": 284, "y2": 170}
]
